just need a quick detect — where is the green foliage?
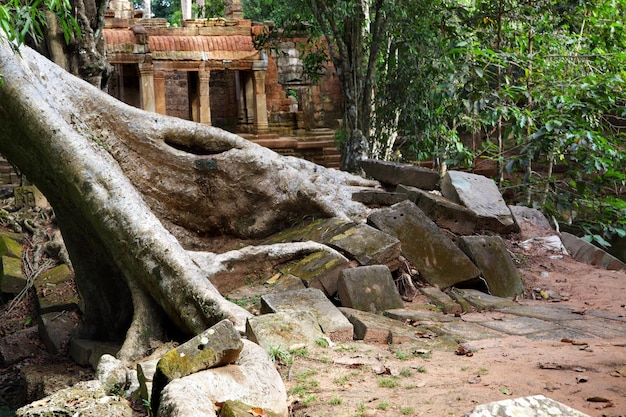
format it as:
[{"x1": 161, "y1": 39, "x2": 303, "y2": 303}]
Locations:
[
  {"x1": 0, "y1": 0, "x2": 80, "y2": 48},
  {"x1": 193, "y1": 0, "x2": 224, "y2": 19},
  {"x1": 151, "y1": 0, "x2": 181, "y2": 26}
]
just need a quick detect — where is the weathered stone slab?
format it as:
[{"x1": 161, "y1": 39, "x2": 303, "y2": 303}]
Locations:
[
  {"x1": 16, "y1": 380, "x2": 134, "y2": 417},
  {"x1": 0, "y1": 255, "x2": 26, "y2": 294},
  {"x1": 246, "y1": 310, "x2": 325, "y2": 351},
  {"x1": 261, "y1": 288, "x2": 353, "y2": 342},
  {"x1": 502, "y1": 302, "x2": 580, "y2": 322},
  {"x1": 425, "y1": 320, "x2": 504, "y2": 341},
  {"x1": 0, "y1": 326, "x2": 45, "y2": 367},
  {"x1": 476, "y1": 315, "x2": 555, "y2": 336},
  {"x1": 563, "y1": 317, "x2": 626, "y2": 339},
  {"x1": 397, "y1": 184, "x2": 477, "y2": 235},
  {"x1": 157, "y1": 340, "x2": 288, "y2": 417},
  {"x1": 14, "y1": 185, "x2": 49, "y2": 209},
  {"x1": 151, "y1": 319, "x2": 243, "y2": 412},
  {"x1": 368, "y1": 201, "x2": 480, "y2": 288},
  {"x1": 339, "y1": 307, "x2": 418, "y2": 344},
  {"x1": 457, "y1": 235, "x2": 525, "y2": 298},
  {"x1": 351, "y1": 190, "x2": 408, "y2": 206},
  {"x1": 68, "y1": 338, "x2": 121, "y2": 369},
  {"x1": 33, "y1": 264, "x2": 79, "y2": 313},
  {"x1": 272, "y1": 273, "x2": 306, "y2": 292},
  {"x1": 220, "y1": 400, "x2": 283, "y2": 417},
  {"x1": 418, "y1": 286, "x2": 462, "y2": 315},
  {"x1": 280, "y1": 250, "x2": 349, "y2": 296},
  {"x1": 560, "y1": 231, "x2": 626, "y2": 271},
  {"x1": 441, "y1": 171, "x2": 517, "y2": 234},
  {"x1": 508, "y1": 205, "x2": 555, "y2": 239},
  {"x1": 38, "y1": 310, "x2": 78, "y2": 354},
  {"x1": 463, "y1": 395, "x2": 590, "y2": 417},
  {"x1": 384, "y1": 307, "x2": 459, "y2": 323},
  {"x1": 263, "y1": 217, "x2": 354, "y2": 245},
  {"x1": 361, "y1": 159, "x2": 439, "y2": 190},
  {"x1": 337, "y1": 265, "x2": 404, "y2": 313},
  {"x1": 328, "y1": 224, "x2": 401, "y2": 267},
  {"x1": 0, "y1": 234, "x2": 23, "y2": 259},
  {"x1": 448, "y1": 288, "x2": 519, "y2": 311}
]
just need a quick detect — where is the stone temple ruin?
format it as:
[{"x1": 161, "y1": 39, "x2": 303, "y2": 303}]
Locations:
[{"x1": 104, "y1": 0, "x2": 344, "y2": 168}]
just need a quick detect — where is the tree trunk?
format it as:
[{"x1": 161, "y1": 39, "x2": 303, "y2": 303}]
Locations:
[{"x1": 0, "y1": 40, "x2": 376, "y2": 360}]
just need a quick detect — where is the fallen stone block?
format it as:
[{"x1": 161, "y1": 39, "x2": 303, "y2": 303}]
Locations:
[
  {"x1": 246, "y1": 310, "x2": 325, "y2": 351},
  {"x1": 16, "y1": 380, "x2": 134, "y2": 417},
  {"x1": 441, "y1": 171, "x2": 517, "y2": 234},
  {"x1": 327, "y1": 223, "x2": 401, "y2": 268},
  {"x1": 151, "y1": 319, "x2": 243, "y2": 413},
  {"x1": 157, "y1": 339, "x2": 288, "y2": 417},
  {"x1": 463, "y1": 394, "x2": 590, "y2": 417},
  {"x1": 0, "y1": 255, "x2": 27, "y2": 294},
  {"x1": 508, "y1": 205, "x2": 555, "y2": 239},
  {"x1": 351, "y1": 190, "x2": 408, "y2": 206},
  {"x1": 33, "y1": 264, "x2": 79, "y2": 314},
  {"x1": 361, "y1": 159, "x2": 439, "y2": 190},
  {"x1": 263, "y1": 217, "x2": 354, "y2": 245},
  {"x1": 457, "y1": 235, "x2": 525, "y2": 298},
  {"x1": 418, "y1": 286, "x2": 462, "y2": 315},
  {"x1": 272, "y1": 273, "x2": 306, "y2": 292},
  {"x1": 261, "y1": 288, "x2": 353, "y2": 342},
  {"x1": 38, "y1": 310, "x2": 79, "y2": 354},
  {"x1": 69, "y1": 338, "x2": 121, "y2": 369},
  {"x1": 14, "y1": 185, "x2": 49, "y2": 209},
  {"x1": 220, "y1": 399, "x2": 283, "y2": 417},
  {"x1": 339, "y1": 307, "x2": 417, "y2": 344},
  {"x1": 368, "y1": 201, "x2": 480, "y2": 289},
  {"x1": 396, "y1": 184, "x2": 477, "y2": 235},
  {"x1": 0, "y1": 326, "x2": 45, "y2": 367},
  {"x1": 560, "y1": 232, "x2": 626, "y2": 271},
  {"x1": 337, "y1": 265, "x2": 404, "y2": 313},
  {"x1": 448, "y1": 288, "x2": 518, "y2": 311},
  {"x1": 280, "y1": 250, "x2": 350, "y2": 296},
  {"x1": 0, "y1": 234, "x2": 23, "y2": 258}
]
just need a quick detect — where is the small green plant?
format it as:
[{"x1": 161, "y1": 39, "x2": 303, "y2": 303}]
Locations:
[
  {"x1": 461, "y1": 366, "x2": 469, "y2": 371},
  {"x1": 394, "y1": 350, "x2": 409, "y2": 361},
  {"x1": 333, "y1": 374, "x2": 350, "y2": 386},
  {"x1": 269, "y1": 346, "x2": 292, "y2": 366},
  {"x1": 376, "y1": 401, "x2": 390, "y2": 410},
  {"x1": 329, "y1": 397, "x2": 343, "y2": 405},
  {"x1": 315, "y1": 337, "x2": 330, "y2": 348},
  {"x1": 142, "y1": 398, "x2": 153, "y2": 417},
  {"x1": 400, "y1": 368, "x2": 413, "y2": 377},
  {"x1": 378, "y1": 377, "x2": 399, "y2": 388},
  {"x1": 302, "y1": 394, "x2": 318, "y2": 406},
  {"x1": 412, "y1": 349, "x2": 432, "y2": 359},
  {"x1": 477, "y1": 367, "x2": 489, "y2": 376},
  {"x1": 415, "y1": 366, "x2": 427, "y2": 373},
  {"x1": 291, "y1": 347, "x2": 308, "y2": 358},
  {"x1": 400, "y1": 406, "x2": 415, "y2": 415}
]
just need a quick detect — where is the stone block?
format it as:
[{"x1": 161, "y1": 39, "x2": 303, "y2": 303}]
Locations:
[
  {"x1": 14, "y1": 185, "x2": 49, "y2": 209},
  {"x1": 328, "y1": 224, "x2": 401, "y2": 268},
  {"x1": 457, "y1": 235, "x2": 525, "y2": 297},
  {"x1": 0, "y1": 234, "x2": 23, "y2": 259},
  {"x1": 560, "y1": 232, "x2": 626, "y2": 271},
  {"x1": 368, "y1": 201, "x2": 480, "y2": 289},
  {"x1": 337, "y1": 265, "x2": 404, "y2": 313},
  {"x1": 0, "y1": 255, "x2": 26, "y2": 294},
  {"x1": 0, "y1": 326, "x2": 45, "y2": 367},
  {"x1": 464, "y1": 395, "x2": 591, "y2": 417},
  {"x1": 261, "y1": 288, "x2": 353, "y2": 342},
  {"x1": 339, "y1": 307, "x2": 417, "y2": 344},
  {"x1": 447, "y1": 288, "x2": 518, "y2": 311},
  {"x1": 38, "y1": 311, "x2": 79, "y2": 354},
  {"x1": 441, "y1": 171, "x2": 517, "y2": 234},
  {"x1": 69, "y1": 338, "x2": 121, "y2": 369},
  {"x1": 263, "y1": 217, "x2": 354, "y2": 245},
  {"x1": 151, "y1": 319, "x2": 243, "y2": 413},
  {"x1": 361, "y1": 159, "x2": 440, "y2": 190},
  {"x1": 33, "y1": 264, "x2": 79, "y2": 313},
  {"x1": 272, "y1": 274, "x2": 306, "y2": 292},
  {"x1": 418, "y1": 286, "x2": 462, "y2": 315},
  {"x1": 397, "y1": 184, "x2": 477, "y2": 235},
  {"x1": 280, "y1": 250, "x2": 349, "y2": 296},
  {"x1": 351, "y1": 190, "x2": 408, "y2": 206},
  {"x1": 246, "y1": 310, "x2": 325, "y2": 351},
  {"x1": 508, "y1": 205, "x2": 555, "y2": 239}
]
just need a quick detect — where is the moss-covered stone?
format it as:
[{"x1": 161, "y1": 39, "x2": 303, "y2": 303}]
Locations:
[
  {"x1": 0, "y1": 255, "x2": 26, "y2": 294},
  {"x1": 151, "y1": 319, "x2": 243, "y2": 413},
  {"x1": 263, "y1": 217, "x2": 354, "y2": 245},
  {"x1": 34, "y1": 264, "x2": 78, "y2": 313},
  {"x1": 0, "y1": 234, "x2": 23, "y2": 259},
  {"x1": 219, "y1": 400, "x2": 282, "y2": 417},
  {"x1": 281, "y1": 250, "x2": 349, "y2": 296}
]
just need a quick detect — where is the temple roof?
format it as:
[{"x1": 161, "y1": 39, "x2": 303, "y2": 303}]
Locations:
[{"x1": 103, "y1": 30, "x2": 255, "y2": 52}]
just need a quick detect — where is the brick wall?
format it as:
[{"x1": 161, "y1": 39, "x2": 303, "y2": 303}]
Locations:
[
  {"x1": 209, "y1": 70, "x2": 239, "y2": 130},
  {"x1": 165, "y1": 72, "x2": 190, "y2": 120}
]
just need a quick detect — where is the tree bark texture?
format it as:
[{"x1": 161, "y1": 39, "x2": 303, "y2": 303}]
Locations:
[{"x1": 0, "y1": 39, "x2": 376, "y2": 359}]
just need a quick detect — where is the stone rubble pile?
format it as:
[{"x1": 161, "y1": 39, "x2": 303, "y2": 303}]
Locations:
[{"x1": 2, "y1": 159, "x2": 624, "y2": 417}]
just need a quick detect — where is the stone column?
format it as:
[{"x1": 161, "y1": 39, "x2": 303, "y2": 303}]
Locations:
[
  {"x1": 138, "y1": 63, "x2": 155, "y2": 113},
  {"x1": 198, "y1": 70, "x2": 211, "y2": 125},
  {"x1": 244, "y1": 72, "x2": 254, "y2": 124},
  {"x1": 181, "y1": 0, "x2": 192, "y2": 21},
  {"x1": 154, "y1": 71, "x2": 166, "y2": 115},
  {"x1": 252, "y1": 59, "x2": 269, "y2": 133}
]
